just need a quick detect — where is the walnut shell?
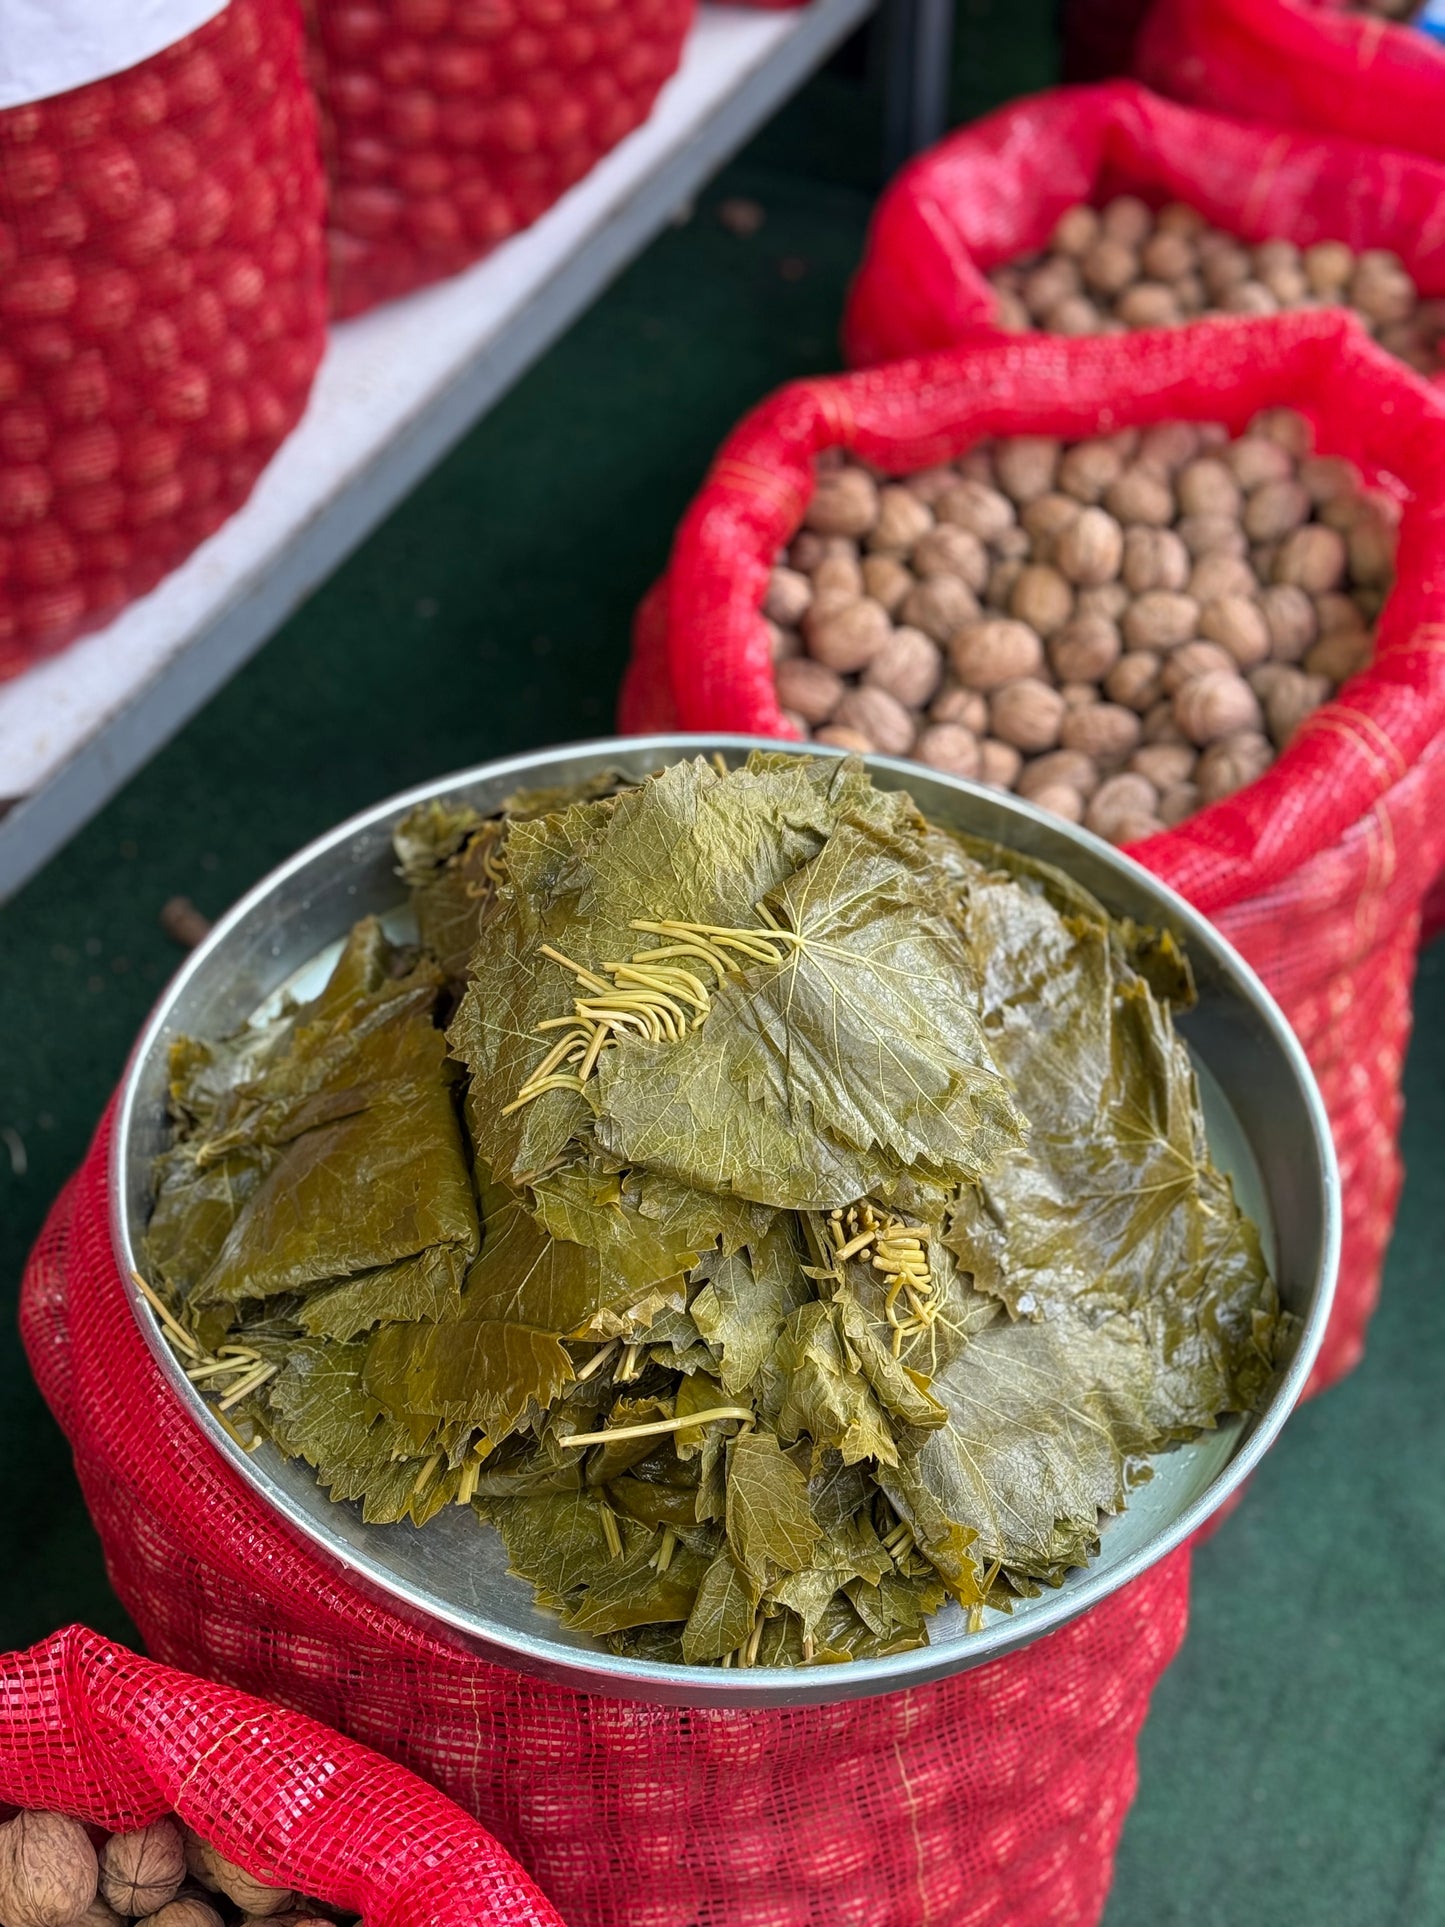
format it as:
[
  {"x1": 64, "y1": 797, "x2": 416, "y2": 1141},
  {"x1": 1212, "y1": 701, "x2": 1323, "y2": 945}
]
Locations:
[
  {"x1": 1224, "y1": 434, "x2": 1295, "y2": 491},
  {"x1": 1028, "y1": 783, "x2": 1086, "y2": 824},
  {"x1": 183, "y1": 1840, "x2": 292, "y2": 1919},
  {"x1": 936, "y1": 478, "x2": 1017, "y2": 542},
  {"x1": 804, "y1": 466, "x2": 879, "y2": 538},
  {"x1": 1085, "y1": 772, "x2": 1160, "y2": 842},
  {"x1": 1022, "y1": 257, "x2": 1082, "y2": 317},
  {"x1": 1101, "y1": 194, "x2": 1152, "y2": 246},
  {"x1": 910, "y1": 524, "x2": 989, "y2": 591},
  {"x1": 867, "y1": 484, "x2": 934, "y2": 554},
  {"x1": 811, "y1": 551, "x2": 864, "y2": 600},
  {"x1": 0, "y1": 1814, "x2": 98, "y2": 1927},
  {"x1": 1008, "y1": 564, "x2": 1074, "y2": 637},
  {"x1": 1136, "y1": 421, "x2": 1200, "y2": 472},
  {"x1": 1017, "y1": 747, "x2": 1101, "y2": 799},
  {"x1": 775, "y1": 656, "x2": 843, "y2": 725},
  {"x1": 1220, "y1": 280, "x2": 1278, "y2": 317},
  {"x1": 765, "y1": 619, "x2": 799, "y2": 665},
  {"x1": 1176, "y1": 513, "x2": 1248, "y2": 560},
  {"x1": 1257, "y1": 582, "x2": 1317, "y2": 661},
  {"x1": 1243, "y1": 478, "x2": 1310, "y2": 543},
  {"x1": 1346, "y1": 512, "x2": 1396, "y2": 588},
  {"x1": 833, "y1": 685, "x2": 916, "y2": 756},
  {"x1": 862, "y1": 625, "x2": 943, "y2": 709},
  {"x1": 1297, "y1": 454, "x2": 1362, "y2": 506},
  {"x1": 989, "y1": 679, "x2": 1065, "y2": 753},
  {"x1": 814, "y1": 724, "x2": 876, "y2": 753},
  {"x1": 1141, "y1": 229, "x2": 1196, "y2": 281},
  {"x1": 985, "y1": 556, "x2": 1026, "y2": 611},
  {"x1": 136, "y1": 1903, "x2": 223, "y2": 1927},
  {"x1": 1060, "y1": 680, "x2": 1099, "y2": 709},
  {"x1": 1057, "y1": 440, "x2": 1126, "y2": 504},
  {"x1": 1158, "y1": 781, "x2": 1201, "y2": 827},
  {"x1": 1048, "y1": 615, "x2": 1121, "y2": 683},
  {"x1": 1157, "y1": 201, "x2": 1206, "y2": 237},
  {"x1": 912, "y1": 723, "x2": 982, "y2": 777},
  {"x1": 904, "y1": 464, "x2": 961, "y2": 504},
  {"x1": 1105, "y1": 467, "x2": 1175, "y2": 527},
  {"x1": 929, "y1": 681, "x2": 989, "y2": 732},
  {"x1": 1052, "y1": 204, "x2": 1100, "y2": 256},
  {"x1": 101, "y1": 1824, "x2": 185, "y2": 1919},
  {"x1": 898, "y1": 574, "x2": 980, "y2": 645},
  {"x1": 994, "y1": 437, "x2": 1061, "y2": 504},
  {"x1": 1251, "y1": 407, "x2": 1313, "y2": 458},
  {"x1": 1020, "y1": 491, "x2": 1083, "y2": 558},
  {"x1": 1142, "y1": 699, "x2": 1187, "y2": 744},
  {"x1": 949, "y1": 617, "x2": 1045, "y2": 691},
  {"x1": 1054, "y1": 507, "x2": 1124, "y2": 587},
  {"x1": 1046, "y1": 296, "x2": 1103, "y2": 336},
  {"x1": 1275, "y1": 524, "x2": 1347, "y2": 594},
  {"x1": 1122, "y1": 590, "x2": 1200, "y2": 652},
  {"x1": 1160, "y1": 640, "x2": 1236, "y2": 695},
  {"x1": 1104, "y1": 652, "x2": 1163, "y2": 712},
  {"x1": 1198, "y1": 594, "x2": 1271, "y2": 667},
  {"x1": 1116, "y1": 283, "x2": 1180, "y2": 329},
  {"x1": 1059, "y1": 702, "x2": 1141, "y2": 764},
  {"x1": 1081, "y1": 237, "x2": 1138, "y2": 298},
  {"x1": 860, "y1": 554, "x2": 914, "y2": 615},
  {"x1": 1077, "y1": 581, "x2": 1131, "y2": 624},
  {"x1": 1130, "y1": 741, "x2": 1197, "y2": 790},
  {"x1": 1176, "y1": 458, "x2": 1242, "y2": 521},
  {"x1": 1304, "y1": 240, "x2": 1353, "y2": 295},
  {"x1": 1122, "y1": 526, "x2": 1190, "y2": 595},
  {"x1": 1261, "y1": 665, "x2": 1332, "y2": 748},
  {"x1": 1187, "y1": 552, "x2": 1258, "y2": 604},
  {"x1": 763, "y1": 566, "x2": 811, "y2": 627},
  {"x1": 1196, "y1": 729, "x2": 1274, "y2": 803},
  {"x1": 1174, "y1": 669, "x2": 1264, "y2": 745},
  {"x1": 802, "y1": 597, "x2": 892, "y2": 673},
  {"x1": 1314, "y1": 590, "x2": 1366, "y2": 635},
  {"x1": 1304, "y1": 628, "x2": 1372, "y2": 684},
  {"x1": 978, "y1": 738, "x2": 1024, "y2": 788}
]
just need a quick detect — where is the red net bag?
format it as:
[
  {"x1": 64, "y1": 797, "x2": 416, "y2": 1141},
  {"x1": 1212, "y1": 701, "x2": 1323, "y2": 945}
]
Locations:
[
  {"x1": 618, "y1": 311, "x2": 1445, "y2": 1396},
  {"x1": 23, "y1": 1110, "x2": 1194, "y2": 1927},
  {"x1": 0, "y1": 0, "x2": 327, "y2": 684},
  {"x1": 841, "y1": 80, "x2": 1445, "y2": 369},
  {"x1": 306, "y1": 0, "x2": 696, "y2": 319},
  {"x1": 0, "y1": 1623, "x2": 560, "y2": 1926},
  {"x1": 1135, "y1": 0, "x2": 1445, "y2": 161}
]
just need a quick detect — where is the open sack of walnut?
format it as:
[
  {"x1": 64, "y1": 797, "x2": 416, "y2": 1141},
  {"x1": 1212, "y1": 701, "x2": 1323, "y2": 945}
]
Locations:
[
  {"x1": 137, "y1": 753, "x2": 1286, "y2": 1669},
  {"x1": 0, "y1": 1626, "x2": 558, "y2": 1927},
  {"x1": 619, "y1": 312, "x2": 1445, "y2": 1396}
]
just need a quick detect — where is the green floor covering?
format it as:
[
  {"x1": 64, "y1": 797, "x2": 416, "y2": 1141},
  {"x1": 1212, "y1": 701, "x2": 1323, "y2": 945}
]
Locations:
[{"x1": 2, "y1": 4, "x2": 1443, "y2": 1920}]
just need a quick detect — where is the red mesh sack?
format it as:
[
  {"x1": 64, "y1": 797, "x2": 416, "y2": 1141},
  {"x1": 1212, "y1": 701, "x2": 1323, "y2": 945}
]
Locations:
[
  {"x1": 841, "y1": 80, "x2": 1445, "y2": 369},
  {"x1": 0, "y1": 1623, "x2": 560, "y2": 1926},
  {"x1": 306, "y1": 0, "x2": 696, "y2": 318},
  {"x1": 23, "y1": 1109, "x2": 1195, "y2": 1927},
  {"x1": 619, "y1": 311, "x2": 1445, "y2": 1395},
  {"x1": 1135, "y1": 0, "x2": 1445, "y2": 162},
  {"x1": 0, "y1": 0, "x2": 328, "y2": 684}
]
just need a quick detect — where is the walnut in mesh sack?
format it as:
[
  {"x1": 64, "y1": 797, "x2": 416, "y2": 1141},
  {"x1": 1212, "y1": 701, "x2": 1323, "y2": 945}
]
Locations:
[
  {"x1": 771, "y1": 408, "x2": 1394, "y2": 843},
  {"x1": 989, "y1": 196, "x2": 1444, "y2": 376},
  {"x1": 0, "y1": 1815, "x2": 341, "y2": 1927}
]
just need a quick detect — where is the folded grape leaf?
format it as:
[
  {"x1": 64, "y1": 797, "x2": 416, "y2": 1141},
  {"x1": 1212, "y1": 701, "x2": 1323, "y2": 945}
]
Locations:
[
  {"x1": 562, "y1": 1537, "x2": 711, "y2": 1637},
  {"x1": 766, "y1": 1302, "x2": 899, "y2": 1471},
  {"x1": 681, "y1": 1545, "x2": 762, "y2": 1662},
  {"x1": 364, "y1": 1312, "x2": 572, "y2": 1440},
  {"x1": 691, "y1": 1216, "x2": 813, "y2": 1396},
  {"x1": 833, "y1": 1291, "x2": 949, "y2": 1431},
  {"x1": 490, "y1": 1491, "x2": 619, "y2": 1605},
  {"x1": 297, "y1": 1242, "x2": 468, "y2": 1342},
  {"x1": 596, "y1": 814, "x2": 1024, "y2": 1209},
  {"x1": 725, "y1": 1430, "x2": 820, "y2": 1582},
  {"x1": 264, "y1": 1338, "x2": 437, "y2": 1525}
]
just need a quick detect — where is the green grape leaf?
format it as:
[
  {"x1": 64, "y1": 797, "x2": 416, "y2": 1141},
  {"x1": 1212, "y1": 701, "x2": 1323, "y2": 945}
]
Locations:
[
  {"x1": 768, "y1": 1302, "x2": 899, "y2": 1471},
  {"x1": 364, "y1": 1313, "x2": 572, "y2": 1440},
  {"x1": 691, "y1": 1216, "x2": 813, "y2": 1397},
  {"x1": 297, "y1": 1242, "x2": 468, "y2": 1342},
  {"x1": 725, "y1": 1430, "x2": 821, "y2": 1582},
  {"x1": 681, "y1": 1545, "x2": 762, "y2": 1663}
]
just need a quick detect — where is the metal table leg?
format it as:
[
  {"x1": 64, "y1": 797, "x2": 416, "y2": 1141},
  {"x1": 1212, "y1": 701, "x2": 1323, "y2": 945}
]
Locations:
[{"x1": 880, "y1": 0, "x2": 956, "y2": 175}]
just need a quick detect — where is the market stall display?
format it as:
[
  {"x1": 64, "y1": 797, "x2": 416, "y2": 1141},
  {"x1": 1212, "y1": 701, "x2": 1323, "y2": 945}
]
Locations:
[{"x1": 0, "y1": 0, "x2": 327, "y2": 683}]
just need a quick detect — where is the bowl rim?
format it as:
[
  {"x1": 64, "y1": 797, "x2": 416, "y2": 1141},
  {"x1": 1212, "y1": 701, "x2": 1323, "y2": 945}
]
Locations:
[{"x1": 110, "y1": 733, "x2": 1341, "y2": 1707}]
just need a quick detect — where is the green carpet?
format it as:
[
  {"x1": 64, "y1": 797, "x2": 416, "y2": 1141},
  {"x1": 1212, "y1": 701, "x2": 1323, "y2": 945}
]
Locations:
[{"x1": 2, "y1": 5, "x2": 1442, "y2": 1920}]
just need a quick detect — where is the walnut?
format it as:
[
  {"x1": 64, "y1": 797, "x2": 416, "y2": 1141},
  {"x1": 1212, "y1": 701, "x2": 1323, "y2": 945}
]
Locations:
[
  {"x1": 949, "y1": 617, "x2": 1045, "y2": 690},
  {"x1": 1130, "y1": 741, "x2": 1197, "y2": 790},
  {"x1": 1174, "y1": 272, "x2": 1208, "y2": 315},
  {"x1": 1176, "y1": 458, "x2": 1242, "y2": 521},
  {"x1": 1221, "y1": 280, "x2": 1278, "y2": 317},
  {"x1": 812, "y1": 551, "x2": 864, "y2": 600},
  {"x1": 1187, "y1": 552, "x2": 1258, "y2": 603},
  {"x1": 802, "y1": 597, "x2": 892, "y2": 672},
  {"x1": 979, "y1": 738, "x2": 1024, "y2": 788},
  {"x1": 0, "y1": 1814, "x2": 98, "y2": 1927},
  {"x1": 1297, "y1": 454, "x2": 1361, "y2": 506},
  {"x1": 1275, "y1": 524, "x2": 1347, "y2": 594},
  {"x1": 814, "y1": 724, "x2": 876, "y2": 753},
  {"x1": 1260, "y1": 665, "x2": 1333, "y2": 748},
  {"x1": 1027, "y1": 783, "x2": 1086, "y2": 824},
  {"x1": 867, "y1": 484, "x2": 934, "y2": 554},
  {"x1": 1141, "y1": 229, "x2": 1196, "y2": 280},
  {"x1": 1243, "y1": 478, "x2": 1310, "y2": 543},
  {"x1": 766, "y1": 619, "x2": 799, "y2": 664},
  {"x1": 183, "y1": 1839, "x2": 291, "y2": 1919},
  {"x1": 1046, "y1": 296, "x2": 1104, "y2": 336},
  {"x1": 1251, "y1": 407, "x2": 1313, "y2": 458},
  {"x1": 137, "y1": 1905, "x2": 223, "y2": 1927},
  {"x1": 993, "y1": 437, "x2": 1061, "y2": 504},
  {"x1": 1105, "y1": 467, "x2": 1174, "y2": 526},
  {"x1": 1158, "y1": 781, "x2": 1201, "y2": 827},
  {"x1": 1304, "y1": 629, "x2": 1372, "y2": 683},
  {"x1": 1177, "y1": 513, "x2": 1248, "y2": 559},
  {"x1": 1104, "y1": 652, "x2": 1163, "y2": 712},
  {"x1": 985, "y1": 556, "x2": 1026, "y2": 610},
  {"x1": 911, "y1": 524, "x2": 989, "y2": 591},
  {"x1": 1174, "y1": 670, "x2": 1264, "y2": 745},
  {"x1": 990, "y1": 679, "x2": 1065, "y2": 753},
  {"x1": 775, "y1": 656, "x2": 843, "y2": 724},
  {"x1": 1048, "y1": 615, "x2": 1121, "y2": 682},
  {"x1": 904, "y1": 464, "x2": 961, "y2": 504},
  {"x1": 779, "y1": 707, "x2": 812, "y2": 737},
  {"x1": 1315, "y1": 591, "x2": 1369, "y2": 635},
  {"x1": 1199, "y1": 595, "x2": 1271, "y2": 667},
  {"x1": 833, "y1": 685, "x2": 916, "y2": 756},
  {"x1": 1009, "y1": 564, "x2": 1073, "y2": 637},
  {"x1": 913, "y1": 722, "x2": 982, "y2": 777},
  {"x1": 1085, "y1": 772, "x2": 1161, "y2": 843},
  {"x1": 1122, "y1": 527, "x2": 1190, "y2": 594},
  {"x1": 101, "y1": 1824, "x2": 185, "y2": 1919},
  {"x1": 1142, "y1": 699, "x2": 1187, "y2": 744},
  {"x1": 1057, "y1": 440, "x2": 1125, "y2": 504},
  {"x1": 862, "y1": 626, "x2": 943, "y2": 709},
  {"x1": 1055, "y1": 507, "x2": 1124, "y2": 586},
  {"x1": 763, "y1": 566, "x2": 811, "y2": 627},
  {"x1": 1116, "y1": 283, "x2": 1181, "y2": 329},
  {"x1": 1081, "y1": 237, "x2": 1138, "y2": 298},
  {"x1": 1023, "y1": 257, "x2": 1082, "y2": 317},
  {"x1": 1060, "y1": 680, "x2": 1099, "y2": 709},
  {"x1": 1303, "y1": 240, "x2": 1353, "y2": 295},
  {"x1": 860, "y1": 554, "x2": 914, "y2": 614},
  {"x1": 929, "y1": 680, "x2": 989, "y2": 732},
  {"x1": 787, "y1": 531, "x2": 832, "y2": 572},
  {"x1": 1346, "y1": 510, "x2": 1396, "y2": 587},
  {"x1": 957, "y1": 447, "x2": 997, "y2": 485},
  {"x1": 898, "y1": 575, "x2": 979, "y2": 645},
  {"x1": 1020, "y1": 491, "x2": 1083, "y2": 557},
  {"x1": 1196, "y1": 729, "x2": 1275, "y2": 803},
  {"x1": 1136, "y1": 421, "x2": 1200, "y2": 471},
  {"x1": 1077, "y1": 581, "x2": 1132, "y2": 623},
  {"x1": 1017, "y1": 747, "x2": 1101, "y2": 799},
  {"x1": 1157, "y1": 202, "x2": 1205, "y2": 237},
  {"x1": 1259, "y1": 261, "x2": 1307, "y2": 306},
  {"x1": 1052, "y1": 204, "x2": 1100, "y2": 256},
  {"x1": 1122, "y1": 590, "x2": 1200, "y2": 651},
  {"x1": 936, "y1": 478, "x2": 1016, "y2": 541},
  {"x1": 1350, "y1": 254, "x2": 1414, "y2": 325},
  {"x1": 804, "y1": 466, "x2": 879, "y2": 538},
  {"x1": 1224, "y1": 434, "x2": 1294, "y2": 490},
  {"x1": 1160, "y1": 640, "x2": 1235, "y2": 695},
  {"x1": 1100, "y1": 195, "x2": 1152, "y2": 246},
  {"x1": 1060, "y1": 701, "x2": 1141, "y2": 764},
  {"x1": 1257, "y1": 582, "x2": 1317, "y2": 660},
  {"x1": 1200, "y1": 240, "x2": 1251, "y2": 296}
]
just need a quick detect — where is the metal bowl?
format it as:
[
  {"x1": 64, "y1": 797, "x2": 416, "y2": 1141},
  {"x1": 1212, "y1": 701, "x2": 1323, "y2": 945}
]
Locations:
[{"x1": 112, "y1": 735, "x2": 1339, "y2": 1708}]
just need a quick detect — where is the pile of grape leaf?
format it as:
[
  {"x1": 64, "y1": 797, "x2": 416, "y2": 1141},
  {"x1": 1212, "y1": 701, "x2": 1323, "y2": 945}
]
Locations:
[{"x1": 143, "y1": 752, "x2": 1292, "y2": 1669}]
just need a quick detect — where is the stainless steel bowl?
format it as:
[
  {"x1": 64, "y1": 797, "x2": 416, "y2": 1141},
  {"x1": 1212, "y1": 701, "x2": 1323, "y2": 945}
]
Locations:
[{"x1": 112, "y1": 735, "x2": 1339, "y2": 1708}]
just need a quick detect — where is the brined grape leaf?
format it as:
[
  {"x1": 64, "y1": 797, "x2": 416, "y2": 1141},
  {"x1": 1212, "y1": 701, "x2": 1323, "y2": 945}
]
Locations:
[
  {"x1": 681, "y1": 1545, "x2": 762, "y2": 1663},
  {"x1": 297, "y1": 1242, "x2": 467, "y2": 1342},
  {"x1": 725, "y1": 1430, "x2": 820, "y2": 1582},
  {"x1": 490, "y1": 1491, "x2": 618, "y2": 1604},
  {"x1": 766, "y1": 1303, "x2": 898, "y2": 1471},
  {"x1": 527, "y1": 1164, "x2": 712, "y2": 1291},
  {"x1": 692, "y1": 1216, "x2": 812, "y2": 1396},
  {"x1": 364, "y1": 1313, "x2": 572, "y2": 1440},
  {"x1": 833, "y1": 1291, "x2": 948, "y2": 1431},
  {"x1": 264, "y1": 1339, "x2": 434, "y2": 1525},
  {"x1": 609, "y1": 1473, "x2": 702, "y2": 1530},
  {"x1": 596, "y1": 814, "x2": 1024, "y2": 1209},
  {"x1": 562, "y1": 1538, "x2": 710, "y2": 1637}
]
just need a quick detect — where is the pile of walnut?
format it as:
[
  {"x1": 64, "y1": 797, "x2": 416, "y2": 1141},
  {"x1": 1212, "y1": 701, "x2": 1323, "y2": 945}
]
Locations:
[
  {"x1": 1347, "y1": 0, "x2": 1418, "y2": 16},
  {"x1": 770, "y1": 409, "x2": 1395, "y2": 844},
  {"x1": 988, "y1": 198, "x2": 1443, "y2": 377},
  {"x1": 0, "y1": 1811, "x2": 351, "y2": 1927}
]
